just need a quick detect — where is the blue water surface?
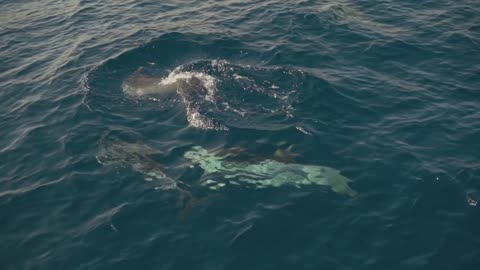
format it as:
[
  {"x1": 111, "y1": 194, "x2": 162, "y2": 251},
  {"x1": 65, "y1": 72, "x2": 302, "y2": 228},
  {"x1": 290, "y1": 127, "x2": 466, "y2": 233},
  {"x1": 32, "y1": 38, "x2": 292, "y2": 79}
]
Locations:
[{"x1": 1, "y1": 0, "x2": 479, "y2": 269}]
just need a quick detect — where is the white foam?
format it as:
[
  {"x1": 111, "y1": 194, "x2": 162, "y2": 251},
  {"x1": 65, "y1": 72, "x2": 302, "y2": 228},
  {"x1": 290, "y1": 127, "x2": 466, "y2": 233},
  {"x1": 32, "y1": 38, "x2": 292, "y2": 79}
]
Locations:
[
  {"x1": 122, "y1": 59, "x2": 302, "y2": 131},
  {"x1": 186, "y1": 107, "x2": 228, "y2": 130},
  {"x1": 159, "y1": 70, "x2": 217, "y2": 102},
  {"x1": 159, "y1": 71, "x2": 215, "y2": 88},
  {"x1": 296, "y1": 126, "x2": 312, "y2": 135},
  {"x1": 159, "y1": 69, "x2": 228, "y2": 130}
]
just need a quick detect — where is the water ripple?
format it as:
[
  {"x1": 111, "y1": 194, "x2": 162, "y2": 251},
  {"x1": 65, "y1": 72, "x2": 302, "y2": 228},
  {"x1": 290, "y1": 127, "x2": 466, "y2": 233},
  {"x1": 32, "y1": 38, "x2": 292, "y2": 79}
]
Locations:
[{"x1": 1, "y1": 0, "x2": 480, "y2": 269}]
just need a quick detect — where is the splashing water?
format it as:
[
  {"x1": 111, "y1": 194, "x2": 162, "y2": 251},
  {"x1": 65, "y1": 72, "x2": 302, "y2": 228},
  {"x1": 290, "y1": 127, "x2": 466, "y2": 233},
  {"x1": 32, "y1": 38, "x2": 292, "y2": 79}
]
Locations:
[{"x1": 122, "y1": 59, "x2": 305, "y2": 130}]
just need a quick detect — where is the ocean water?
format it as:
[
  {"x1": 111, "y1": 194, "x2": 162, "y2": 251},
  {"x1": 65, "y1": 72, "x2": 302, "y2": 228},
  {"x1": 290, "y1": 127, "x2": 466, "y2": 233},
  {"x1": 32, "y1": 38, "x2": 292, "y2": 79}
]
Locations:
[{"x1": 1, "y1": 0, "x2": 479, "y2": 269}]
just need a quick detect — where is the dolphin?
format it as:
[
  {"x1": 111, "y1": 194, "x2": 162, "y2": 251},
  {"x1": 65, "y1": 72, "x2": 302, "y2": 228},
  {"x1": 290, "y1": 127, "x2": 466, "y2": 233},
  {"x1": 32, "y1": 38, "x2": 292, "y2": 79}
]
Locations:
[
  {"x1": 184, "y1": 146, "x2": 357, "y2": 196},
  {"x1": 96, "y1": 140, "x2": 357, "y2": 197},
  {"x1": 208, "y1": 144, "x2": 300, "y2": 164},
  {"x1": 272, "y1": 144, "x2": 300, "y2": 163},
  {"x1": 96, "y1": 139, "x2": 209, "y2": 217},
  {"x1": 176, "y1": 76, "x2": 228, "y2": 130},
  {"x1": 122, "y1": 67, "x2": 177, "y2": 97},
  {"x1": 96, "y1": 139, "x2": 177, "y2": 190},
  {"x1": 122, "y1": 66, "x2": 227, "y2": 130}
]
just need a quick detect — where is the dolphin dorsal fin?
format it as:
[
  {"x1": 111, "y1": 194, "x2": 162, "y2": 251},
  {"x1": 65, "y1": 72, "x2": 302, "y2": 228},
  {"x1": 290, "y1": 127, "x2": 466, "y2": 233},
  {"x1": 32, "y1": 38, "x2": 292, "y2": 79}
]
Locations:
[{"x1": 287, "y1": 144, "x2": 295, "y2": 152}]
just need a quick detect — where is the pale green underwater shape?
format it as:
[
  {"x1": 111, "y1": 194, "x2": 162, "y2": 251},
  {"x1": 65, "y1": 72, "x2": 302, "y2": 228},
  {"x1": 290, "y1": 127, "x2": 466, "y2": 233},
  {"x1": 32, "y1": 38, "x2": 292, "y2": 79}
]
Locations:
[
  {"x1": 96, "y1": 141, "x2": 357, "y2": 196},
  {"x1": 184, "y1": 146, "x2": 357, "y2": 196}
]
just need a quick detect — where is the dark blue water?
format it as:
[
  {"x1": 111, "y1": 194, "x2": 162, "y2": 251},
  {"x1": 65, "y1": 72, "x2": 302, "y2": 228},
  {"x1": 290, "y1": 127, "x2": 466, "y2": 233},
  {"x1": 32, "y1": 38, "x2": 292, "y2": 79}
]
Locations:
[{"x1": 1, "y1": 1, "x2": 479, "y2": 269}]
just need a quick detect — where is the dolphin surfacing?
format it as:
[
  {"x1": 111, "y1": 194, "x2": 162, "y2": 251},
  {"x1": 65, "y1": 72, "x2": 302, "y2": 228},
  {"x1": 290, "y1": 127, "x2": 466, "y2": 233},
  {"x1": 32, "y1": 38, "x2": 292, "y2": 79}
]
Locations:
[{"x1": 122, "y1": 67, "x2": 177, "y2": 97}]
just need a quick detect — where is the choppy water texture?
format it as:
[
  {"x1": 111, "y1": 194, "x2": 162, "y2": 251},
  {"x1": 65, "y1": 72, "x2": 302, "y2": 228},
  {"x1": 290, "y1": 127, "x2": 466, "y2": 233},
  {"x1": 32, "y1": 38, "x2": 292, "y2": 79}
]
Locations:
[{"x1": 1, "y1": 0, "x2": 480, "y2": 269}]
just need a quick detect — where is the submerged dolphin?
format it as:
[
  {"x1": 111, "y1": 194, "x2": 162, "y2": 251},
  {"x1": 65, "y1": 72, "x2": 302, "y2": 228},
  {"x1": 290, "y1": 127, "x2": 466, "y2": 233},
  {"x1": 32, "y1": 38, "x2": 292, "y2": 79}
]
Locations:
[
  {"x1": 209, "y1": 144, "x2": 300, "y2": 164},
  {"x1": 184, "y1": 146, "x2": 357, "y2": 196},
  {"x1": 96, "y1": 140, "x2": 357, "y2": 197},
  {"x1": 96, "y1": 139, "x2": 206, "y2": 217},
  {"x1": 96, "y1": 139, "x2": 177, "y2": 190}
]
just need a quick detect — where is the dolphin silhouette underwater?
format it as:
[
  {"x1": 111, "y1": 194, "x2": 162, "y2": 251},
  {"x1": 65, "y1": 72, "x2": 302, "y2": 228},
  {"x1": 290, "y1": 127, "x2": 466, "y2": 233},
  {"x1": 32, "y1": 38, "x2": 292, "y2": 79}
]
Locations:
[
  {"x1": 96, "y1": 139, "x2": 206, "y2": 217},
  {"x1": 96, "y1": 139, "x2": 179, "y2": 189},
  {"x1": 184, "y1": 145, "x2": 357, "y2": 196},
  {"x1": 97, "y1": 140, "x2": 357, "y2": 197}
]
